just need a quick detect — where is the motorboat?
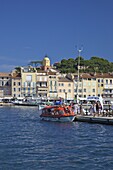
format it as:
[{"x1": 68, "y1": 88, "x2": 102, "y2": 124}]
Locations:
[
  {"x1": 40, "y1": 105, "x2": 76, "y2": 122},
  {"x1": 12, "y1": 98, "x2": 39, "y2": 106}
]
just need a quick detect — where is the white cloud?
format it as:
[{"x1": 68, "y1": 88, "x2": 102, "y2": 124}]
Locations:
[{"x1": 0, "y1": 64, "x2": 16, "y2": 72}]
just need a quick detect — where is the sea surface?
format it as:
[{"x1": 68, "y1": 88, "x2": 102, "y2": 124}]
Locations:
[{"x1": 0, "y1": 106, "x2": 113, "y2": 170}]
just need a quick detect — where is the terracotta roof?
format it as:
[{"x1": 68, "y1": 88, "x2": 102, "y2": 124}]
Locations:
[
  {"x1": 0, "y1": 72, "x2": 11, "y2": 77},
  {"x1": 58, "y1": 77, "x2": 73, "y2": 82},
  {"x1": 75, "y1": 73, "x2": 113, "y2": 79}
]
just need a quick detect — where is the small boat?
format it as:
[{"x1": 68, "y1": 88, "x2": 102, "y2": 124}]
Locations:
[
  {"x1": 40, "y1": 105, "x2": 76, "y2": 122},
  {"x1": 12, "y1": 98, "x2": 39, "y2": 107}
]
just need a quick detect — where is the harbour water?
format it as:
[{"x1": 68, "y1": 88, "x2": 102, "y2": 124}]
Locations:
[{"x1": 0, "y1": 106, "x2": 113, "y2": 170}]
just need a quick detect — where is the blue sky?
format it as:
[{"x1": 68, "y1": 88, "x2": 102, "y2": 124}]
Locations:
[{"x1": 0, "y1": 0, "x2": 113, "y2": 72}]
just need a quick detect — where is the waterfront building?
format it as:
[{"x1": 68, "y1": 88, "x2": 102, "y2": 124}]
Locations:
[
  {"x1": 11, "y1": 71, "x2": 21, "y2": 98},
  {"x1": 1, "y1": 55, "x2": 113, "y2": 103},
  {"x1": 58, "y1": 76, "x2": 74, "y2": 101},
  {"x1": 21, "y1": 66, "x2": 37, "y2": 97},
  {"x1": 74, "y1": 73, "x2": 103, "y2": 99},
  {"x1": 0, "y1": 72, "x2": 11, "y2": 98},
  {"x1": 36, "y1": 70, "x2": 48, "y2": 98},
  {"x1": 98, "y1": 73, "x2": 113, "y2": 102},
  {"x1": 80, "y1": 73, "x2": 97, "y2": 98},
  {"x1": 48, "y1": 70, "x2": 59, "y2": 100},
  {"x1": 73, "y1": 72, "x2": 113, "y2": 102}
]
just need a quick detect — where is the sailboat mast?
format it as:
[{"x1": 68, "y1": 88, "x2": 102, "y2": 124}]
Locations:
[{"x1": 77, "y1": 46, "x2": 83, "y2": 103}]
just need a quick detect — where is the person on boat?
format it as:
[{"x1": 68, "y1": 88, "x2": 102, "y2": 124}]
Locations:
[
  {"x1": 95, "y1": 101, "x2": 99, "y2": 116},
  {"x1": 79, "y1": 104, "x2": 84, "y2": 115},
  {"x1": 72, "y1": 102, "x2": 79, "y2": 114},
  {"x1": 89, "y1": 102, "x2": 96, "y2": 116}
]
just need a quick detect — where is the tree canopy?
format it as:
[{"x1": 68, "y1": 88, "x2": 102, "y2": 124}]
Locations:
[{"x1": 54, "y1": 56, "x2": 113, "y2": 73}]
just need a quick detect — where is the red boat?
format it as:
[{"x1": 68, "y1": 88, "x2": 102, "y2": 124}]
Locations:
[{"x1": 40, "y1": 105, "x2": 76, "y2": 122}]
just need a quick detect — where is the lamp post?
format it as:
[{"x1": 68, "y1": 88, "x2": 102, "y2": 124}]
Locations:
[{"x1": 76, "y1": 46, "x2": 83, "y2": 103}]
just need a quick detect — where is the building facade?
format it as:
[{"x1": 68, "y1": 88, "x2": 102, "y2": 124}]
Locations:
[
  {"x1": 11, "y1": 72, "x2": 21, "y2": 98},
  {"x1": 0, "y1": 73, "x2": 11, "y2": 98},
  {"x1": 58, "y1": 76, "x2": 74, "y2": 101},
  {"x1": 1, "y1": 56, "x2": 113, "y2": 103},
  {"x1": 36, "y1": 70, "x2": 48, "y2": 98},
  {"x1": 21, "y1": 66, "x2": 37, "y2": 97},
  {"x1": 74, "y1": 73, "x2": 113, "y2": 102}
]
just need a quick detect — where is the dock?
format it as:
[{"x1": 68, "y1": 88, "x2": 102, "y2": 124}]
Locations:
[{"x1": 74, "y1": 115, "x2": 113, "y2": 125}]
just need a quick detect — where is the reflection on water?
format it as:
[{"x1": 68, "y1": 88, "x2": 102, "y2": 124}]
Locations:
[{"x1": 0, "y1": 106, "x2": 113, "y2": 170}]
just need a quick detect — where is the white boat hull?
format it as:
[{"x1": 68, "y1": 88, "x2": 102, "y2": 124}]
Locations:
[{"x1": 40, "y1": 115, "x2": 76, "y2": 122}]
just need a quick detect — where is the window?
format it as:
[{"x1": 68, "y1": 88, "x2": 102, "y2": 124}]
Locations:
[
  {"x1": 13, "y1": 82, "x2": 16, "y2": 86},
  {"x1": 63, "y1": 89, "x2": 65, "y2": 92},
  {"x1": 59, "y1": 89, "x2": 62, "y2": 92},
  {"x1": 39, "y1": 77, "x2": 42, "y2": 81},
  {"x1": 54, "y1": 81, "x2": 57, "y2": 86},
  {"x1": 92, "y1": 89, "x2": 95, "y2": 92},
  {"x1": 106, "y1": 79, "x2": 108, "y2": 84},
  {"x1": 79, "y1": 89, "x2": 82, "y2": 93},
  {"x1": 88, "y1": 89, "x2": 91, "y2": 92},
  {"x1": 92, "y1": 82, "x2": 95, "y2": 86},
  {"x1": 68, "y1": 89, "x2": 71, "y2": 93},
  {"x1": 44, "y1": 77, "x2": 47, "y2": 81},
  {"x1": 6, "y1": 82, "x2": 9, "y2": 86},
  {"x1": 26, "y1": 75, "x2": 32, "y2": 81},
  {"x1": 28, "y1": 88, "x2": 30, "y2": 91},
  {"x1": 18, "y1": 82, "x2": 21, "y2": 86},
  {"x1": 110, "y1": 80, "x2": 112, "y2": 84},
  {"x1": 84, "y1": 88, "x2": 86, "y2": 92},
  {"x1": 27, "y1": 82, "x2": 31, "y2": 87},
  {"x1": 50, "y1": 81, "x2": 52, "y2": 86},
  {"x1": 68, "y1": 83, "x2": 71, "y2": 87},
  {"x1": 74, "y1": 89, "x2": 77, "y2": 92}
]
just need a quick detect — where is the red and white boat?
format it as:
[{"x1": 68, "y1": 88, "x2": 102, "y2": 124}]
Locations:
[{"x1": 40, "y1": 105, "x2": 76, "y2": 122}]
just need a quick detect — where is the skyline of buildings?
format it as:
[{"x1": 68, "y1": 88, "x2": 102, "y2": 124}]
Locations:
[{"x1": 0, "y1": 56, "x2": 113, "y2": 102}]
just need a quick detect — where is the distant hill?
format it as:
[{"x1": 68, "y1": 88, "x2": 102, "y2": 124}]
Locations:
[{"x1": 53, "y1": 56, "x2": 113, "y2": 73}]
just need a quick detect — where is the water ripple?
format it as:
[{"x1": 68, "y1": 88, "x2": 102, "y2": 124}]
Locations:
[{"x1": 0, "y1": 107, "x2": 113, "y2": 170}]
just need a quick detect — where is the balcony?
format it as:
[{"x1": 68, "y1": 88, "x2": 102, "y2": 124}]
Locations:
[
  {"x1": 103, "y1": 91, "x2": 113, "y2": 94},
  {"x1": 104, "y1": 84, "x2": 113, "y2": 89}
]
